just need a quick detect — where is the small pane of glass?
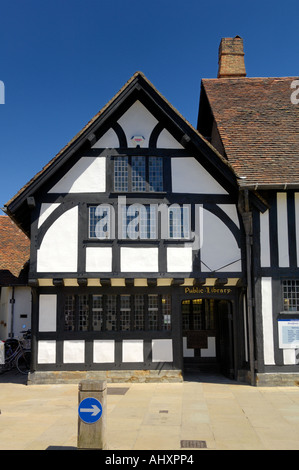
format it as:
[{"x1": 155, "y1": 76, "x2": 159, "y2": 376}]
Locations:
[
  {"x1": 114, "y1": 156, "x2": 128, "y2": 191},
  {"x1": 122, "y1": 205, "x2": 157, "y2": 239},
  {"x1": 149, "y1": 157, "x2": 163, "y2": 192},
  {"x1": 106, "y1": 295, "x2": 117, "y2": 331},
  {"x1": 283, "y1": 280, "x2": 299, "y2": 312},
  {"x1": 64, "y1": 295, "x2": 75, "y2": 331},
  {"x1": 162, "y1": 295, "x2": 171, "y2": 330},
  {"x1": 134, "y1": 295, "x2": 145, "y2": 330},
  {"x1": 168, "y1": 205, "x2": 190, "y2": 239},
  {"x1": 92, "y1": 295, "x2": 103, "y2": 331},
  {"x1": 120, "y1": 295, "x2": 131, "y2": 331},
  {"x1": 79, "y1": 295, "x2": 89, "y2": 331},
  {"x1": 89, "y1": 205, "x2": 111, "y2": 239},
  {"x1": 148, "y1": 294, "x2": 158, "y2": 330},
  {"x1": 132, "y1": 156, "x2": 146, "y2": 192}
]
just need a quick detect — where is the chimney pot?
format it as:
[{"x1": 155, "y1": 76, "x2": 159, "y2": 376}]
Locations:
[{"x1": 217, "y1": 36, "x2": 246, "y2": 78}]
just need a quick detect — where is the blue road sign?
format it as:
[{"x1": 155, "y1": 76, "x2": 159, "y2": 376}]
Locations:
[{"x1": 78, "y1": 397, "x2": 103, "y2": 424}]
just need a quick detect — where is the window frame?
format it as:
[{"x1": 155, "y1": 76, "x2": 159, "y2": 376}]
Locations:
[
  {"x1": 282, "y1": 280, "x2": 299, "y2": 313},
  {"x1": 113, "y1": 155, "x2": 165, "y2": 193}
]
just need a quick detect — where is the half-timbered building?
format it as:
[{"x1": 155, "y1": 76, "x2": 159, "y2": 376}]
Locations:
[{"x1": 4, "y1": 36, "x2": 299, "y2": 385}]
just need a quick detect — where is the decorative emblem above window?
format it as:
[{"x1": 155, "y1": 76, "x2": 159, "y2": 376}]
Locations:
[{"x1": 130, "y1": 135, "x2": 145, "y2": 147}]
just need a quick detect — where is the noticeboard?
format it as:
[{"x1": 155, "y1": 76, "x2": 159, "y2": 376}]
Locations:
[{"x1": 278, "y1": 319, "x2": 299, "y2": 349}]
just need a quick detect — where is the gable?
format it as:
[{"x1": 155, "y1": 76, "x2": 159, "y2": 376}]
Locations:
[{"x1": 4, "y1": 72, "x2": 238, "y2": 236}]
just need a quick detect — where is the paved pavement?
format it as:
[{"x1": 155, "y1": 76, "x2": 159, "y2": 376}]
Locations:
[{"x1": 0, "y1": 369, "x2": 299, "y2": 451}]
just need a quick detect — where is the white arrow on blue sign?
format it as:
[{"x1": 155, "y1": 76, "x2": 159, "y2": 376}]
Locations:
[{"x1": 78, "y1": 397, "x2": 103, "y2": 424}]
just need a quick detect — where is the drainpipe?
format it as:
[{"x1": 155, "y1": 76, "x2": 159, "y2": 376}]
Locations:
[
  {"x1": 240, "y1": 190, "x2": 255, "y2": 385},
  {"x1": 10, "y1": 286, "x2": 15, "y2": 338}
]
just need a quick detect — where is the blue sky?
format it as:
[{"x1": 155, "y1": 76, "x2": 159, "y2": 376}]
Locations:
[{"x1": 0, "y1": 0, "x2": 298, "y2": 210}]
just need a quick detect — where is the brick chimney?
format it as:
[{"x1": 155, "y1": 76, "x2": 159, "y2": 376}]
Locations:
[{"x1": 217, "y1": 36, "x2": 246, "y2": 78}]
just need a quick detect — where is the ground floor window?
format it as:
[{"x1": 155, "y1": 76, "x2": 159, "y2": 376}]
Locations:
[
  {"x1": 64, "y1": 293, "x2": 171, "y2": 332},
  {"x1": 282, "y1": 280, "x2": 299, "y2": 312}
]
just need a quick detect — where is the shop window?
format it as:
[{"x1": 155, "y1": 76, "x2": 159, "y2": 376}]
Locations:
[
  {"x1": 282, "y1": 280, "x2": 299, "y2": 312},
  {"x1": 63, "y1": 293, "x2": 171, "y2": 332}
]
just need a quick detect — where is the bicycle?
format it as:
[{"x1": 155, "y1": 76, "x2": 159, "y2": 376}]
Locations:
[{"x1": 0, "y1": 330, "x2": 31, "y2": 375}]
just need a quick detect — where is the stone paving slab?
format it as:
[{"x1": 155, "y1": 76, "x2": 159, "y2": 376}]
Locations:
[{"x1": 1, "y1": 370, "x2": 299, "y2": 451}]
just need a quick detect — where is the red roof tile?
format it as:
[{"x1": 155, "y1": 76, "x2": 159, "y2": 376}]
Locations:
[
  {"x1": 0, "y1": 216, "x2": 30, "y2": 284},
  {"x1": 201, "y1": 77, "x2": 299, "y2": 187}
]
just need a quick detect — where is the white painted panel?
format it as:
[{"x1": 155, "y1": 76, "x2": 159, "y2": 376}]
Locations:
[
  {"x1": 48, "y1": 157, "x2": 106, "y2": 193},
  {"x1": 283, "y1": 349, "x2": 296, "y2": 365},
  {"x1": 39, "y1": 294, "x2": 57, "y2": 332},
  {"x1": 261, "y1": 277, "x2": 275, "y2": 365},
  {"x1": 200, "y1": 337, "x2": 216, "y2": 357},
  {"x1": 86, "y1": 247, "x2": 112, "y2": 272},
  {"x1": 38, "y1": 203, "x2": 60, "y2": 228},
  {"x1": 13, "y1": 287, "x2": 32, "y2": 334},
  {"x1": 295, "y1": 193, "x2": 299, "y2": 266},
  {"x1": 117, "y1": 100, "x2": 158, "y2": 148},
  {"x1": 93, "y1": 340, "x2": 115, "y2": 363},
  {"x1": 122, "y1": 340, "x2": 143, "y2": 362},
  {"x1": 200, "y1": 208, "x2": 241, "y2": 272},
  {"x1": 120, "y1": 247, "x2": 158, "y2": 272},
  {"x1": 277, "y1": 192, "x2": 289, "y2": 267},
  {"x1": 92, "y1": 128, "x2": 119, "y2": 148},
  {"x1": 167, "y1": 247, "x2": 192, "y2": 272},
  {"x1": 37, "y1": 206, "x2": 78, "y2": 272},
  {"x1": 63, "y1": 340, "x2": 85, "y2": 363},
  {"x1": 37, "y1": 340, "x2": 56, "y2": 364},
  {"x1": 260, "y1": 210, "x2": 271, "y2": 267},
  {"x1": 157, "y1": 129, "x2": 184, "y2": 149},
  {"x1": 171, "y1": 157, "x2": 228, "y2": 194},
  {"x1": 152, "y1": 339, "x2": 173, "y2": 362},
  {"x1": 183, "y1": 337, "x2": 194, "y2": 358}
]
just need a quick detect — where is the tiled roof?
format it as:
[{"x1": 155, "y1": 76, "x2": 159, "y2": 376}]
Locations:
[
  {"x1": 201, "y1": 77, "x2": 299, "y2": 187},
  {"x1": 0, "y1": 216, "x2": 30, "y2": 285}
]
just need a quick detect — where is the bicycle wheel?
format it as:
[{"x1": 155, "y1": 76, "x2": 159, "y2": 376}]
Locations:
[{"x1": 16, "y1": 351, "x2": 31, "y2": 374}]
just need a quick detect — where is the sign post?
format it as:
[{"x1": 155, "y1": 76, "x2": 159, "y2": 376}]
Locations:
[{"x1": 77, "y1": 380, "x2": 107, "y2": 450}]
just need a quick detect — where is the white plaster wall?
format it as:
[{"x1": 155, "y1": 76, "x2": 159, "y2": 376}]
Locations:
[
  {"x1": 13, "y1": 287, "x2": 32, "y2": 334},
  {"x1": 171, "y1": 157, "x2": 228, "y2": 194},
  {"x1": 152, "y1": 339, "x2": 173, "y2": 362},
  {"x1": 93, "y1": 340, "x2": 115, "y2": 363},
  {"x1": 122, "y1": 339, "x2": 143, "y2": 362},
  {"x1": 157, "y1": 129, "x2": 184, "y2": 149},
  {"x1": 117, "y1": 100, "x2": 158, "y2": 147},
  {"x1": 48, "y1": 157, "x2": 106, "y2": 193},
  {"x1": 86, "y1": 247, "x2": 112, "y2": 272},
  {"x1": 38, "y1": 203, "x2": 60, "y2": 228},
  {"x1": 39, "y1": 294, "x2": 57, "y2": 332},
  {"x1": 260, "y1": 210, "x2": 271, "y2": 267},
  {"x1": 277, "y1": 192, "x2": 289, "y2": 267},
  {"x1": 37, "y1": 340, "x2": 56, "y2": 364},
  {"x1": 37, "y1": 206, "x2": 78, "y2": 272},
  {"x1": 200, "y1": 208, "x2": 241, "y2": 272},
  {"x1": 261, "y1": 277, "x2": 275, "y2": 365},
  {"x1": 92, "y1": 128, "x2": 119, "y2": 148},
  {"x1": 120, "y1": 247, "x2": 158, "y2": 272},
  {"x1": 283, "y1": 349, "x2": 297, "y2": 365},
  {"x1": 167, "y1": 247, "x2": 192, "y2": 272},
  {"x1": 63, "y1": 340, "x2": 85, "y2": 363}
]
